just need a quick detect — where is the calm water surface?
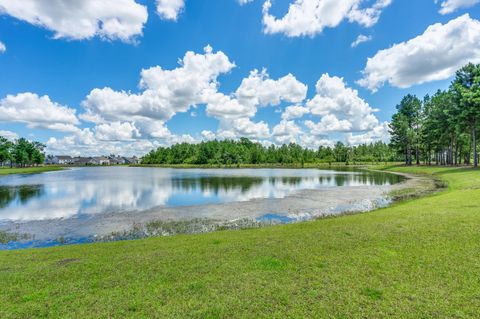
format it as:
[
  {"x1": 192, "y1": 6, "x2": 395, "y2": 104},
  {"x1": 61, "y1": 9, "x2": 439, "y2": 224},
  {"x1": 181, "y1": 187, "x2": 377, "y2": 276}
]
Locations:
[{"x1": 0, "y1": 167, "x2": 403, "y2": 222}]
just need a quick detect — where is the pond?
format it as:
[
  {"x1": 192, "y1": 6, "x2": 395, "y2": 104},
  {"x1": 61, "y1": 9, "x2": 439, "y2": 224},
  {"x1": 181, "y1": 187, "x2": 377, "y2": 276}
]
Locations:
[{"x1": 0, "y1": 167, "x2": 405, "y2": 249}]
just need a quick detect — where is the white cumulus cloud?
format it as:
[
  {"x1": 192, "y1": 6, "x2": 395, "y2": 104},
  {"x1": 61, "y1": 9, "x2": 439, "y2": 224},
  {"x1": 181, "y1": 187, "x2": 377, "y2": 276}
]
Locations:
[
  {"x1": 281, "y1": 105, "x2": 310, "y2": 120},
  {"x1": 201, "y1": 130, "x2": 216, "y2": 140},
  {"x1": 95, "y1": 122, "x2": 141, "y2": 141},
  {"x1": 351, "y1": 34, "x2": 372, "y2": 47},
  {"x1": 223, "y1": 118, "x2": 271, "y2": 139},
  {"x1": 0, "y1": 92, "x2": 79, "y2": 132},
  {"x1": 262, "y1": 0, "x2": 391, "y2": 37},
  {"x1": 0, "y1": 41, "x2": 5, "y2": 53},
  {"x1": 437, "y1": 0, "x2": 480, "y2": 14},
  {"x1": 306, "y1": 74, "x2": 379, "y2": 133},
  {"x1": 1, "y1": 45, "x2": 391, "y2": 155},
  {"x1": 272, "y1": 120, "x2": 302, "y2": 144},
  {"x1": 358, "y1": 14, "x2": 480, "y2": 91},
  {"x1": 0, "y1": 130, "x2": 18, "y2": 141},
  {"x1": 345, "y1": 122, "x2": 390, "y2": 145},
  {"x1": 305, "y1": 115, "x2": 353, "y2": 135},
  {"x1": 237, "y1": 69, "x2": 307, "y2": 106},
  {"x1": 46, "y1": 128, "x2": 197, "y2": 157},
  {"x1": 205, "y1": 68, "x2": 307, "y2": 140},
  {"x1": 0, "y1": 0, "x2": 148, "y2": 42},
  {"x1": 206, "y1": 69, "x2": 307, "y2": 120},
  {"x1": 156, "y1": 0, "x2": 185, "y2": 20},
  {"x1": 82, "y1": 46, "x2": 235, "y2": 138}
]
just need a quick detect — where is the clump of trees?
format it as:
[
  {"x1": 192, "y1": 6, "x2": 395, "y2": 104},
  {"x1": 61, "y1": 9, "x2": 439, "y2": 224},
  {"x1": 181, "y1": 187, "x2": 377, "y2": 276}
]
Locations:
[
  {"x1": 141, "y1": 138, "x2": 399, "y2": 165},
  {"x1": 0, "y1": 137, "x2": 46, "y2": 167},
  {"x1": 390, "y1": 63, "x2": 480, "y2": 167}
]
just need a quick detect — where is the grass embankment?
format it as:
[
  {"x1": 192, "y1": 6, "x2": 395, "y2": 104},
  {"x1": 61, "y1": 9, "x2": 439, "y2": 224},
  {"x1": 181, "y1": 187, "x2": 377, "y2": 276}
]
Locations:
[
  {"x1": 0, "y1": 166, "x2": 63, "y2": 175},
  {"x1": 1, "y1": 166, "x2": 479, "y2": 318}
]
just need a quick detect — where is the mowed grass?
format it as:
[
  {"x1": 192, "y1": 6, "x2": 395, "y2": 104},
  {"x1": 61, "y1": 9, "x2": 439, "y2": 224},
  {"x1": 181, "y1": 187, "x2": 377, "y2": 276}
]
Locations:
[
  {"x1": 0, "y1": 166, "x2": 63, "y2": 175},
  {"x1": 1, "y1": 166, "x2": 480, "y2": 318}
]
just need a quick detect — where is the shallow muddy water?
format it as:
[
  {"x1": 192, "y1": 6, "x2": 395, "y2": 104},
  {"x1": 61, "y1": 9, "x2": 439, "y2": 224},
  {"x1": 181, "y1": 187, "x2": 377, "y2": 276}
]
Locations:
[{"x1": 0, "y1": 167, "x2": 405, "y2": 249}]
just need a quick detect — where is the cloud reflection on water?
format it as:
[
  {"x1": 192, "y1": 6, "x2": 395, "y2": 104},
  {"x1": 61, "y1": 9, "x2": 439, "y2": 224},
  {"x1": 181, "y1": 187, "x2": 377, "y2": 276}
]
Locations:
[{"x1": 0, "y1": 167, "x2": 403, "y2": 222}]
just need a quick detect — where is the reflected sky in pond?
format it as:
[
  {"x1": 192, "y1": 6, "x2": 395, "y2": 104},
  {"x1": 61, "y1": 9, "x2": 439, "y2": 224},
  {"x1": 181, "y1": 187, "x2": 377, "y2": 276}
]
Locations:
[{"x1": 0, "y1": 167, "x2": 404, "y2": 222}]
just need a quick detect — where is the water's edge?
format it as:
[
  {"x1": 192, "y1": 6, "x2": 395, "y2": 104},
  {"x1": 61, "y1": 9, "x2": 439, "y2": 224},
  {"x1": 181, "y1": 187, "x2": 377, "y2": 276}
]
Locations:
[{"x1": 0, "y1": 169, "x2": 431, "y2": 250}]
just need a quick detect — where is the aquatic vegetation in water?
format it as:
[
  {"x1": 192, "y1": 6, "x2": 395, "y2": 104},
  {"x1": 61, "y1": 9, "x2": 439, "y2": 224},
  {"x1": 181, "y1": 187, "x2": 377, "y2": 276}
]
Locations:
[
  {"x1": 95, "y1": 218, "x2": 281, "y2": 242},
  {"x1": 388, "y1": 176, "x2": 446, "y2": 202}
]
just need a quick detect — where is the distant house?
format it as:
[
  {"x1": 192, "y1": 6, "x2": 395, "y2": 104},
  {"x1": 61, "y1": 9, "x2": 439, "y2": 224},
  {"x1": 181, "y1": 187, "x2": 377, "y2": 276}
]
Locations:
[
  {"x1": 45, "y1": 154, "x2": 137, "y2": 166},
  {"x1": 45, "y1": 155, "x2": 58, "y2": 165},
  {"x1": 90, "y1": 157, "x2": 110, "y2": 165},
  {"x1": 125, "y1": 156, "x2": 139, "y2": 165},
  {"x1": 49, "y1": 155, "x2": 74, "y2": 165},
  {"x1": 109, "y1": 156, "x2": 127, "y2": 165},
  {"x1": 72, "y1": 157, "x2": 92, "y2": 165}
]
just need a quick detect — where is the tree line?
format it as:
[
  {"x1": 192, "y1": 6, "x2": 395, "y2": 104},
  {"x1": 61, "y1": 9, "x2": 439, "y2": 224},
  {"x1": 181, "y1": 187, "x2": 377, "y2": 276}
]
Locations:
[
  {"x1": 141, "y1": 138, "x2": 400, "y2": 165},
  {"x1": 0, "y1": 137, "x2": 46, "y2": 167},
  {"x1": 389, "y1": 63, "x2": 480, "y2": 167}
]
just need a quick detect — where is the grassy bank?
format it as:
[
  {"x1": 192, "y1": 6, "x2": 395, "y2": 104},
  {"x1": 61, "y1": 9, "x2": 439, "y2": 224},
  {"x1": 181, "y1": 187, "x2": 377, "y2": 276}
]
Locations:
[
  {"x1": 0, "y1": 166, "x2": 63, "y2": 176},
  {"x1": 1, "y1": 166, "x2": 479, "y2": 318}
]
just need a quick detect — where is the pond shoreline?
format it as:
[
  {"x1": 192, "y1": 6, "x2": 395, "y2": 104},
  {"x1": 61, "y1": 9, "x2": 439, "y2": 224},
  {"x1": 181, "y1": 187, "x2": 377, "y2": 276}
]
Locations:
[
  {"x1": 0, "y1": 167, "x2": 436, "y2": 250},
  {"x1": 96, "y1": 169, "x2": 440, "y2": 240}
]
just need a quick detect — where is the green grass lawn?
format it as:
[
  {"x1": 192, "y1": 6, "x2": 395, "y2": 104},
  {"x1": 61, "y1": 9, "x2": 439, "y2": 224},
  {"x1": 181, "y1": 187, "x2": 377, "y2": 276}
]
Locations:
[
  {"x1": 0, "y1": 166, "x2": 63, "y2": 175},
  {"x1": 1, "y1": 166, "x2": 479, "y2": 318}
]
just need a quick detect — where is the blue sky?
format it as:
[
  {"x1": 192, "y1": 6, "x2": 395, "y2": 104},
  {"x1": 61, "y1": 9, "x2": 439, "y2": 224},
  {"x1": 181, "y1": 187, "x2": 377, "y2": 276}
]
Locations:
[{"x1": 0, "y1": 0, "x2": 479, "y2": 155}]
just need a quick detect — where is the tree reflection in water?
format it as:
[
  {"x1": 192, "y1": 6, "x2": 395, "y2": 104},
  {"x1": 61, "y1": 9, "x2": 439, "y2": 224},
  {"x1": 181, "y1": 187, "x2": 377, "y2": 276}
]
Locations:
[
  {"x1": 0, "y1": 185, "x2": 44, "y2": 209},
  {"x1": 0, "y1": 168, "x2": 405, "y2": 222},
  {"x1": 171, "y1": 171, "x2": 402, "y2": 195}
]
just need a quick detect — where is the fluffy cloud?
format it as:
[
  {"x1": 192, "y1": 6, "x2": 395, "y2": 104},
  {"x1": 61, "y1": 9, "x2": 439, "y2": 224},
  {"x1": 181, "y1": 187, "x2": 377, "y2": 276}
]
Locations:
[
  {"x1": 272, "y1": 120, "x2": 302, "y2": 144},
  {"x1": 351, "y1": 34, "x2": 372, "y2": 47},
  {"x1": 0, "y1": 92, "x2": 79, "y2": 132},
  {"x1": 0, "y1": 130, "x2": 18, "y2": 141},
  {"x1": 46, "y1": 46, "x2": 238, "y2": 155},
  {"x1": 46, "y1": 128, "x2": 197, "y2": 156},
  {"x1": 43, "y1": 46, "x2": 241, "y2": 155},
  {"x1": 46, "y1": 128, "x2": 97, "y2": 155},
  {"x1": 437, "y1": 0, "x2": 480, "y2": 14},
  {"x1": 306, "y1": 74, "x2": 379, "y2": 133},
  {"x1": 358, "y1": 14, "x2": 480, "y2": 91},
  {"x1": 272, "y1": 120, "x2": 336, "y2": 148},
  {"x1": 95, "y1": 122, "x2": 141, "y2": 141},
  {"x1": 0, "y1": 0, "x2": 148, "y2": 42},
  {"x1": 156, "y1": 0, "x2": 185, "y2": 20},
  {"x1": 206, "y1": 69, "x2": 307, "y2": 119},
  {"x1": 281, "y1": 105, "x2": 310, "y2": 120},
  {"x1": 220, "y1": 118, "x2": 270, "y2": 139},
  {"x1": 3, "y1": 46, "x2": 388, "y2": 155},
  {"x1": 262, "y1": 0, "x2": 391, "y2": 37},
  {"x1": 0, "y1": 41, "x2": 5, "y2": 53},
  {"x1": 205, "y1": 69, "x2": 306, "y2": 140},
  {"x1": 82, "y1": 46, "x2": 235, "y2": 137},
  {"x1": 201, "y1": 130, "x2": 216, "y2": 140},
  {"x1": 305, "y1": 115, "x2": 353, "y2": 135},
  {"x1": 299, "y1": 134, "x2": 335, "y2": 149},
  {"x1": 205, "y1": 91, "x2": 257, "y2": 119},
  {"x1": 345, "y1": 122, "x2": 390, "y2": 145},
  {"x1": 236, "y1": 69, "x2": 307, "y2": 106}
]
